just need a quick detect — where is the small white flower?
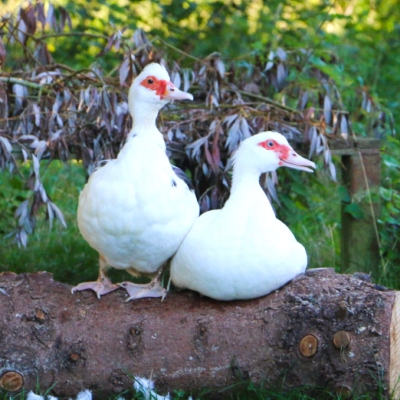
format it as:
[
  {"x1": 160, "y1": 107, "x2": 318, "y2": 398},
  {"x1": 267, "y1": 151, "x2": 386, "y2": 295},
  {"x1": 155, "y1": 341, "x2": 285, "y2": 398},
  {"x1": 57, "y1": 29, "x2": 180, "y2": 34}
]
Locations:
[
  {"x1": 133, "y1": 377, "x2": 170, "y2": 400},
  {"x1": 75, "y1": 390, "x2": 92, "y2": 400},
  {"x1": 26, "y1": 392, "x2": 45, "y2": 400}
]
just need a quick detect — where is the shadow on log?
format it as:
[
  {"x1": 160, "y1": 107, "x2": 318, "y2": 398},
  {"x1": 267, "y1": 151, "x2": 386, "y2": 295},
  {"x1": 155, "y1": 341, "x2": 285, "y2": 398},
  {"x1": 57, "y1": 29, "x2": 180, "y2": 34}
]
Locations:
[{"x1": 0, "y1": 268, "x2": 399, "y2": 399}]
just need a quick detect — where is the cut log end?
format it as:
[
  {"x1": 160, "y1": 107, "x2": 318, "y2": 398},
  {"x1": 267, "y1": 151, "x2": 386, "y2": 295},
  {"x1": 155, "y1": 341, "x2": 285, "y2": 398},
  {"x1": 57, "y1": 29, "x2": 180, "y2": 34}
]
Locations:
[
  {"x1": 390, "y1": 292, "x2": 400, "y2": 398},
  {"x1": 0, "y1": 372, "x2": 24, "y2": 392}
]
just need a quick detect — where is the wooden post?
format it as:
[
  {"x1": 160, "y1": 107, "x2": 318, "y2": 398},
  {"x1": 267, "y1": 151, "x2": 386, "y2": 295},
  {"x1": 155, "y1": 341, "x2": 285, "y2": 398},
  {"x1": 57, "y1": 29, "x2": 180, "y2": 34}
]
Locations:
[
  {"x1": 330, "y1": 138, "x2": 381, "y2": 277},
  {"x1": 390, "y1": 292, "x2": 400, "y2": 400}
]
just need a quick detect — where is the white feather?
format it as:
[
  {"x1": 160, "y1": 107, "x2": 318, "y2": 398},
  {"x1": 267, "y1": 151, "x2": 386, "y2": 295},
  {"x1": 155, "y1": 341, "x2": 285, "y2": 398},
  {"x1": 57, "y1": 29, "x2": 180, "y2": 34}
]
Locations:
[
  {"x1": 74, "y1": 62, "x2": 198, "y2": 297},
  {"x1": 171, "y1": 131, "x2": 315, "y2": 300}
]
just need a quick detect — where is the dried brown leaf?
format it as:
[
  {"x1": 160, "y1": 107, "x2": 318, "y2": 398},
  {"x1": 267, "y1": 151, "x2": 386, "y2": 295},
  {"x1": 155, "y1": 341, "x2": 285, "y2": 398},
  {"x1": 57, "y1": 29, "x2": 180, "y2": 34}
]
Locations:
[
  {"x1": 340, "y1": 114, "x2": 348, "y2": 140},
  {"x1": 276, "y1": 47, "x2": 287, "y2": 61},
  {"x1": 171, "y1": 70, "x2": 181, "y2": 89},
  {"x1": 46, "y1": 4, "x2": 56, "y2": 30},
  {"x1": 277, "y1": 63, "x2": 287, "y2": 89},
  {"x1": 97, "y1": 33, "x2": 116, "y2": 58},
  {"x1": 20, "y1": 4, "x2": 36, "y2": 38},
  {"x1": 0, "y1": 38, "x2": 6, "y2": 68},
  {"x1": 34, "y1": 140, "x2": 47, "y2": 159},
  {"x1": 119, "y1": 56, "x2": 131, "y2": 87},
  {"x1": 50, "y1": 201, "x2": 67, "y2": 228},
  {"x1": 324, "y1": 95, "x2": 332, "y2": 125},
  {"x1": 264, "y1": 51, "x2": 274, "y2": 71},
  {"x1": 17, "y1": 19, "x2": 27, "y2": 45},
  {"x1": 59, "y1": 7, "x2": 72, "y2": 32},
  {"x1": 47, "y1": 201, "x2": 54, "y2": 229},
  {"x1": 0, "y1": 136, "x2": 12, "y2": 153},
  {"x1": 215, "y1": 58, "x2": 226, "y2": 78},
  {"x1": 36, "y1": 2, "x2": 46, "y2": 28},
  {"x1": 32, "y1": 103, "x2": 41, "y2": 127},
  {"x1": 308, "y1": 126, "x2": 318, "y2": 158},
  {"x1": 183, "y1": 69, "x2": 191, "y2": 92}
]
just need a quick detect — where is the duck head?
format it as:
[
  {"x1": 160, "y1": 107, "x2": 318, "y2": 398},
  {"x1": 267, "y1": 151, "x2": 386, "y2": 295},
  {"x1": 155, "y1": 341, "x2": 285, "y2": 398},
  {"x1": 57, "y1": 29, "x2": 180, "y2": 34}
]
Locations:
[
  {"x1": 128, "y1": 63, "x2": 193, "y2": 111},
  {"x1": 235, "y1": 131, "x2": 316, "y2": 174}
]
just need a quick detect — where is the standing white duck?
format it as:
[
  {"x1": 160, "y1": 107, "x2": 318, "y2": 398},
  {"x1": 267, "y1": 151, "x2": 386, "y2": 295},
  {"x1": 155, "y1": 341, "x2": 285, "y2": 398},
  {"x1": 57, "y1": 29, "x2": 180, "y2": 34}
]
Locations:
[
  {"x1": 170, "y1": 131, "x2": 316, "y2": 301},
  {"x1": 72, "y1": 63, "x2": 199, "y2": 301}
]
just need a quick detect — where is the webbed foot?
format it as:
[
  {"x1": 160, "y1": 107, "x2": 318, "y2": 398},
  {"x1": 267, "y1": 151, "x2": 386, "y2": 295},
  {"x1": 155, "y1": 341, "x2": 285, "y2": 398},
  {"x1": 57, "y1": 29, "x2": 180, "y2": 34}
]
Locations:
[
  {"x1": 71, "y1": 278, "x2": 119, "y2": 299},
  {"x1": 119, "y1": 281, "x2": 167, "y2": 302}
]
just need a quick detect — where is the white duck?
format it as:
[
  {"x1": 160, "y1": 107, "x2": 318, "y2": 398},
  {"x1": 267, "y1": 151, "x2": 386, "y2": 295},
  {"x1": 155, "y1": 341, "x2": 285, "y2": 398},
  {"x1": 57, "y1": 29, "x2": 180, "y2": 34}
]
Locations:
[
  {"x1": 170, "y1": 131, "x2": 316, "y2": 301},
  {"x1": 72, "y1": 63, "x2": 199, "y2": 301}
]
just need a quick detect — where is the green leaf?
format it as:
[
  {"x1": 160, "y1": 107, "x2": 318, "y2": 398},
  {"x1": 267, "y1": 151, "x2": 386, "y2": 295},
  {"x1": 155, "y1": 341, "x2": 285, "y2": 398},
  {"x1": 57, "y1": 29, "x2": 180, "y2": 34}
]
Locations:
[
  {"x1": 9, "y1": 176, "x2": 24, "y2": 190},
  {"x1": 344, "y1": 203, "x2": 364, "y2": 219},
  {"x1": 380, "y1": 187, "x2": 392, "y2": 201},
  {"x1": 383, "y1": 155, "x2": 400, "y2": 169},
  {"x1": 338, "y1": 185, "x2": 351, "y2": 203}
]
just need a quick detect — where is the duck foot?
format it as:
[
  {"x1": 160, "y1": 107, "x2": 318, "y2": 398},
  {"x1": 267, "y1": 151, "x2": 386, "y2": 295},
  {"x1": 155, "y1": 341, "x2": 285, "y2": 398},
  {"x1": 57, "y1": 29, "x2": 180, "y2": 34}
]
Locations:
[
  {"x1": 119, "y1": 281, "x2": 167, "y2": 302},
  {"x1": 71, "y1": 278, "x2": 119, "y2": 299}
]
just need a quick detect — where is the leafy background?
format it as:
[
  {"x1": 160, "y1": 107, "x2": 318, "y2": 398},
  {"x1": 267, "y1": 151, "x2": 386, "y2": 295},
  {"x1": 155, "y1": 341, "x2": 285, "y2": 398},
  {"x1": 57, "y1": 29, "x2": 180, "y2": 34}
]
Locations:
[
  {"x1": 0, "y1": 0, "x2": 399, "y2": 286},
  {"x1": 0, "y1": 0, "x2": 400, "y2": 399}
]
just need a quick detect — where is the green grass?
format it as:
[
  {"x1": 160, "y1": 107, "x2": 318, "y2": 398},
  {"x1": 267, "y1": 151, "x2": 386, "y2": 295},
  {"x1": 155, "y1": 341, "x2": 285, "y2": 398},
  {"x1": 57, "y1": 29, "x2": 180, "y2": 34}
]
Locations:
[
  {"x1": 276, "y1": 158, "x2": 342, "y2": 272},
  {"x1": 0, "y1": 160, "x2": 131, "y2": 285},
  {"x1": 0, "y1": 379, "x2": 394, "y2": 400}
]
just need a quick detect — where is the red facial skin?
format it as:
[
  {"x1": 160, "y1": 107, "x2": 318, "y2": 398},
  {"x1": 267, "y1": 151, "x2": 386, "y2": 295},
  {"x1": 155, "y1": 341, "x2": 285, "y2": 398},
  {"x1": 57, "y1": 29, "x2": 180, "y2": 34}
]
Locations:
[
  {"x1": 140, "y1": 76, "x2": 168, "y2": 99},
  {"x1": 258, "y1": 139, "x2": 290, "y2": 165}
]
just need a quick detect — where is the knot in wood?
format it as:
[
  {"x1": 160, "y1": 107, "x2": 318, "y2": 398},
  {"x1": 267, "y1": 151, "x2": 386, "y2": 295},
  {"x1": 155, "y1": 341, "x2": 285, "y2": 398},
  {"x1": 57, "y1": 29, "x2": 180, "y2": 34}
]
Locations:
[
  {"x1": 127, "y1": 325, "x2": 143, "y2": 355},
  {"x1": 335, "y1": 383, "x2": 352, "y2": 399},
  {"x1": 69, "y1": 353, "x2": 80, "y2": 362},
  {"x1": 336, "y1": 301, "x2": 348, "y2": 319},
  {"x1": 130, "y1": 327, "x2": 141, "y2": 336},
  {"x1": 299, "y1": 334, "x2": 318, "y2": 357},
  {"x1": 333, "y1": 331, "x2": 351, "y2": 349},
  {"x1": 35, "y1": 309, "x2": 46, "y2": 324},
  {"x1": 0, "y1": 371, "x2": 24, "y2": 391}
]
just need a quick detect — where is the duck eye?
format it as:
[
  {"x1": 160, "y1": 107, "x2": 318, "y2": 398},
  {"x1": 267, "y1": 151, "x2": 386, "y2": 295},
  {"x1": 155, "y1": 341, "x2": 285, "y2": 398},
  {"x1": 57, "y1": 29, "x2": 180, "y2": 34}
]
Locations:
[
  {"x1": 267, "y1": 141, "x2": 274, "y2": 147},
  {"x1": 147, "y1": 78, "x2": 154, "y2": 84}
]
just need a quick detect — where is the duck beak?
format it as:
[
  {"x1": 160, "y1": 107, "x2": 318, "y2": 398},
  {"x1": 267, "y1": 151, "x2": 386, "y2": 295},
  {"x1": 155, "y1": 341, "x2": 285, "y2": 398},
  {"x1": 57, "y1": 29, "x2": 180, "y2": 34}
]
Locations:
[
  {"x1": 280, "y1": 150, "x2": 316, "y2": 173},
  {"x1": 162, "y1": 82, "x2": 193, "y2": 101}
]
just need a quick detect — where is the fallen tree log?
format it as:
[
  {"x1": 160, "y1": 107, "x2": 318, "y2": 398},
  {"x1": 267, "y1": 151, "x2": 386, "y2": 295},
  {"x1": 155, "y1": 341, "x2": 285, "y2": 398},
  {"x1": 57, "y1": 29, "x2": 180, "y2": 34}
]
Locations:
[{"x1": 0, "y1": 268, "x2": 399, "y2": 399}]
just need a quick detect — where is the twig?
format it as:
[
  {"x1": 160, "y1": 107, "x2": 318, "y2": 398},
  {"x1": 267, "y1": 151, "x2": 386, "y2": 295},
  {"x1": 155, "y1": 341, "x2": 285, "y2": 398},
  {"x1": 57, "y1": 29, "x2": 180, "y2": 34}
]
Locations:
[
  {"x1": 238, "y1": 90, "x2": 302, "y2": 115},
  {"x1": 154, "y1": 36, "x2": 209, "y2": 66},
  {"x1": 37, "y1": 32, "x2": 108, "y2": 41},
  {"x1": 105, "y1": 38, "x2": 158, "y2": 77},
  {"x1": 0, "y1": 77, "x2": 42, "y2": 89}
]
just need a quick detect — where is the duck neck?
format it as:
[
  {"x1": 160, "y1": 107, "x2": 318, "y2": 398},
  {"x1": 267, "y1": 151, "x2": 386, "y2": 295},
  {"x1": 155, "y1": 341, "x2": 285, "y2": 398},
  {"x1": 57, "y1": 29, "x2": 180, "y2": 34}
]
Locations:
[
  {"x1": 230, "y1": 159, "x2": 264, "y2": 196},
  {"x1": 229, "y1": 158, "x2": 276, "y2": 219},
  {"x1": 129, "y1": 102, "x2": 162, "y2": 138}
]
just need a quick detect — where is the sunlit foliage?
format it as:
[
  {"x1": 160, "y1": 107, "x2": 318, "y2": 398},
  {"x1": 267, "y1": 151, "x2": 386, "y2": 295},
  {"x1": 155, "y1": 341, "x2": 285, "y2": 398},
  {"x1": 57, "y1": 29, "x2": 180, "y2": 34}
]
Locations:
[{"x1": 0, "y1": 0, "x2": 399, "y2": 288}]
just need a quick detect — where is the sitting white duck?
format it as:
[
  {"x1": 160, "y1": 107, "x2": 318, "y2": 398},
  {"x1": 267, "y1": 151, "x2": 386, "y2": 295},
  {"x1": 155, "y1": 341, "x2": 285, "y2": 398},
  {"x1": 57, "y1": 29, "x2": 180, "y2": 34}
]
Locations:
[
  {"x1": 72, "y1": 63, "x2": 199, "y2": 301},
  {"x1": 170, "y1": 131, "x2": 315, "y2": 301}
]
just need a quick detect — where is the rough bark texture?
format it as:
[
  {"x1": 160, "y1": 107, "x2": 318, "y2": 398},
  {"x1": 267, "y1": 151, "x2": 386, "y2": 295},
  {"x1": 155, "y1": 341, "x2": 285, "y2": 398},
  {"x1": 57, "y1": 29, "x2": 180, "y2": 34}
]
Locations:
[{"x1": 0, "y1": 268, "x2": 397, "y2": 399}]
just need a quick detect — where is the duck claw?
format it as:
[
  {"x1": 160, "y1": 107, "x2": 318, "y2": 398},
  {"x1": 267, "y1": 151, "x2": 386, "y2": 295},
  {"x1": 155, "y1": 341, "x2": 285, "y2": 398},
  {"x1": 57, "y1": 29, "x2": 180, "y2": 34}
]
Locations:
[
  {"x1": 71, "y1": 280, "x2": 119, "y2": 299},
  {"x1": 119, "y1": 281, "x2": 167, "y2": 302}
]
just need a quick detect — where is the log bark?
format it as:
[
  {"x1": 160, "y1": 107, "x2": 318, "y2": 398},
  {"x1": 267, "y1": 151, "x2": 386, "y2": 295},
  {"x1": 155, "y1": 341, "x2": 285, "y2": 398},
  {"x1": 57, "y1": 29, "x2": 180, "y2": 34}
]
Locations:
[{"x1": 0, "y1": 268, "x2": 398, "y2": 399}]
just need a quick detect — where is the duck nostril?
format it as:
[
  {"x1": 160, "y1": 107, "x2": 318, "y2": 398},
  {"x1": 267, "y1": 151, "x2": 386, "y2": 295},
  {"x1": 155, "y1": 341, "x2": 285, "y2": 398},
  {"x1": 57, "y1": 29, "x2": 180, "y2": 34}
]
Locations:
[{"x1": 170, "y1": 88, "x2": 175, "y2": 91}]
